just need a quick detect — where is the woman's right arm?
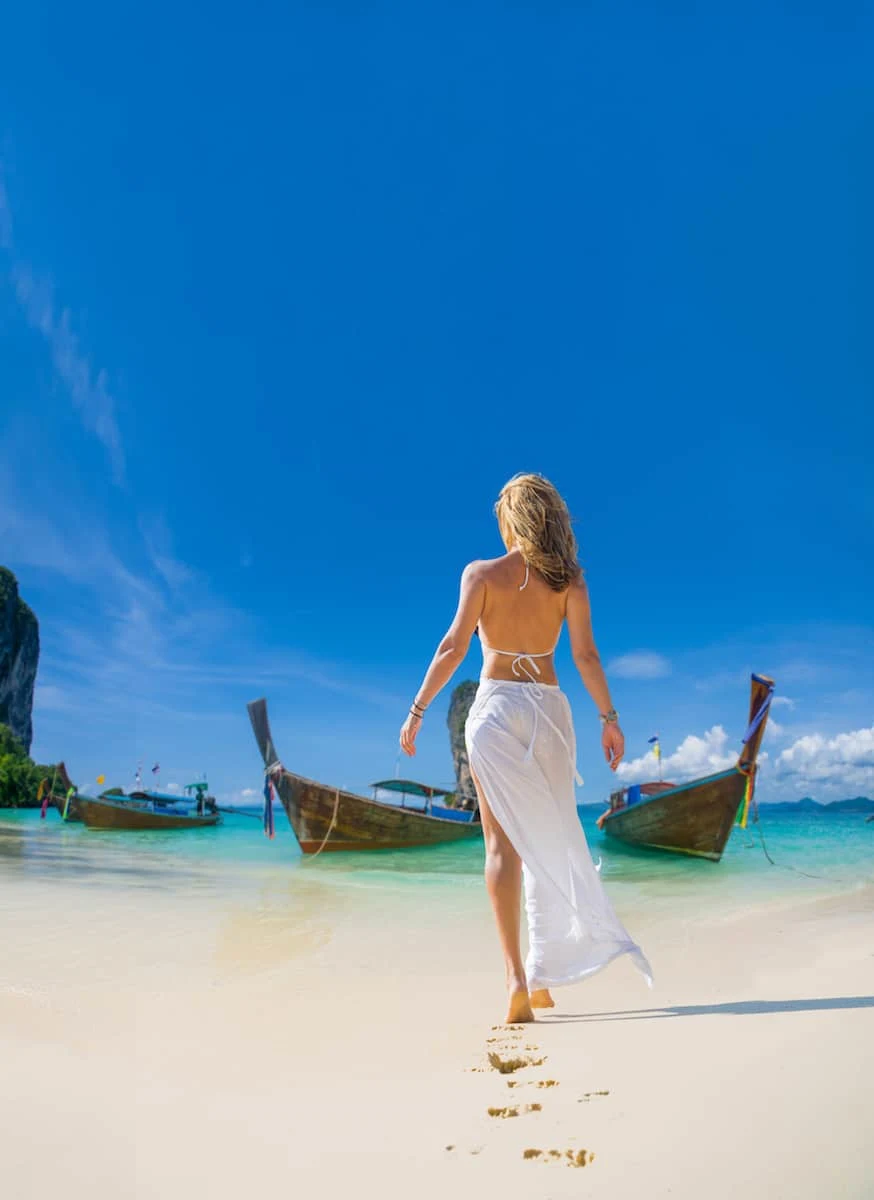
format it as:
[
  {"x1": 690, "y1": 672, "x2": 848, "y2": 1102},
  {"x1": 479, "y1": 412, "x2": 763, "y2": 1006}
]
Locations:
[{"x1": 566, "y1": 578, "x2": 625, "y2": 769}]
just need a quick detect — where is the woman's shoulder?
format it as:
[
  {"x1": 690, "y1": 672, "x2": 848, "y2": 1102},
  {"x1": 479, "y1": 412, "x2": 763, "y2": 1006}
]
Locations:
[{"x1": 462, "y1": 553, "x2": 518, "y2": 584}]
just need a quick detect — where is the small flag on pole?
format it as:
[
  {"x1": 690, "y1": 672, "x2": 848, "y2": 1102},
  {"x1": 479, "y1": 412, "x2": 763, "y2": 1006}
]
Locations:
[
  {"x1": 648, "y1": 736, "x2": 661, "y2": 760},
  {"x1": 152, "y1": 763, "x2": 160, "y2": 775}
]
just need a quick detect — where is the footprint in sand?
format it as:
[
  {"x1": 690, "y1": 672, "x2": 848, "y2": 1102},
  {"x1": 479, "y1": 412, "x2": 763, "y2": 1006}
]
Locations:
[
  {"x1": 487, "y1": 1051, "x2": 546, "y2": 1075},
  {"x1": 487, "y1": 1103, "x2": 542, "y2": 1118},
  {"x1": 578, "y1": 1089, "x2": 610, "y2": 1102},
  {"x1": 565, "y1": 1149, "x2": 595, "y2": 1168},
  {"x1": 524, "y1": 1148, "x2": 595, "y2": 1168}
]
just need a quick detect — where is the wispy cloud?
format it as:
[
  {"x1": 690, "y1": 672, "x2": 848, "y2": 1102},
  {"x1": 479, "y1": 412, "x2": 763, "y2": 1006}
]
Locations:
[
  {"x1": 5, "y1": 488, "x2": 402, "y2": 733},
  {"x1": 0, "y1": 173, "x2": 125, "y2": 483},
  {"x1": 606, "y1": 651, "x2": 671, "y2": 680},
  {"x1": 139, "y1": 515, "x2": 197, "y2": 592}
]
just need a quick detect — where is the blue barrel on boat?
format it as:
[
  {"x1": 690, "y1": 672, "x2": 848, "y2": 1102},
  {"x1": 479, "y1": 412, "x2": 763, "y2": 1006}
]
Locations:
[{"x1": 627, "y1": 784, "x2": 642, "y2": 806}]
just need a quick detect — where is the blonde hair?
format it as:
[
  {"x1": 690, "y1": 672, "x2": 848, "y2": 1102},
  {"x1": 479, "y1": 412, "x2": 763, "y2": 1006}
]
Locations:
[{"x1": 495, "y1": 473, "x2": 581, "y2": 592}]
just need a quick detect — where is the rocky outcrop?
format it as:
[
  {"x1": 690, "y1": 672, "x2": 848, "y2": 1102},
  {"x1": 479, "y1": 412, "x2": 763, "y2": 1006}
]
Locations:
[
  {"x1": 447, "y1": 680, "x2": 478, "y2": 810},
  {"x1": 0, "y1": 568, "x2": 39, "y2": 755}
]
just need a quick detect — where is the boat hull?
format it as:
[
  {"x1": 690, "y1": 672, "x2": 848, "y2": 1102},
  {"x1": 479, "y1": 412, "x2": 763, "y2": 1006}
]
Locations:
[
  {"x1": 248, "y1": 698, "x2": 482, "y2": 853},
  {"x1": 52, "y1": 793, "x2": 83, "y2": 822},
  {"x1": 602, "y1": 769, "x2": 746, "y2": 861},
  {"x1": 279, "y1": 772, "x2": 482, "y2": 852},
  {"x1": 76, "y1": 795, "x2": 220, "y2": 830}
]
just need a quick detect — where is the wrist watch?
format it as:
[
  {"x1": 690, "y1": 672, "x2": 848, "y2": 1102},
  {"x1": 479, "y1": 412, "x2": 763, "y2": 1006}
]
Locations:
[{"x1": 599, "y1": 708, "x2": 619, "y2": 724}]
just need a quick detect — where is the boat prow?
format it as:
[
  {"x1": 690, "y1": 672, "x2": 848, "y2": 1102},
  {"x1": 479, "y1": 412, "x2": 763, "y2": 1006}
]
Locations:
[
  {"x1": 599, "y1": 674, "x2": 775, "y2": 862},
  {"x1": 50, "y1": 763, "x2": 83, "y2": 822}
]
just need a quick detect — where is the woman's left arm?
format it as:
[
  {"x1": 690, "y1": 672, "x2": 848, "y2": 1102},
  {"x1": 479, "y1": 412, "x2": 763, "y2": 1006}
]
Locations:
[{"x1": 399, "y1": 562, "x2": 485, "y2": 757}]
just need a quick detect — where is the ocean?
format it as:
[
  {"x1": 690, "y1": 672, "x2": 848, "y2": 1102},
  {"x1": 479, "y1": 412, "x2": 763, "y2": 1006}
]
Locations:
[{"x1": 2, "y1": 803, "x2": 871, "y2": 931}]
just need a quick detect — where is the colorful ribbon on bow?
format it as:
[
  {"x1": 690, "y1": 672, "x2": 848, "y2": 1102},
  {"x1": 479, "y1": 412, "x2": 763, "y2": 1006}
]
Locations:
[{"x1": 263, "y1": 776, "x2": 275, "y2": 840}]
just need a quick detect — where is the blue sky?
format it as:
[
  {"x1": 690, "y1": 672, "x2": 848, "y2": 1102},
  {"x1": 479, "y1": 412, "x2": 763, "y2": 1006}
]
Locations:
[{"x1": 1, "y1": 1, "x2": 872, "y2": 806}]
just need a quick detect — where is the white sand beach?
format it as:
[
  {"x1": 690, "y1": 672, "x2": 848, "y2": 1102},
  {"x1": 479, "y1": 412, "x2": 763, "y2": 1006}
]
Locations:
[{"x1": 2, "y1": 829, "x2": 872, "y2": 1200}]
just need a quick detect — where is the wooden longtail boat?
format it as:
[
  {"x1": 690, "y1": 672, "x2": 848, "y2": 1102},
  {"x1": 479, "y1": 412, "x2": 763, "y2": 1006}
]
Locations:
[
  {"x1": 77, "y1": 793, "x2": 220, "y2": 830},
  {"x1": 598, "y1": 674, "x2": 775, "y2": 862},
  {"x1": 76, "y1": 790, "x2": 220, "y2": 830},
  {"x1": 248, "y1": 698, "x2": 483, "y2": 853}
]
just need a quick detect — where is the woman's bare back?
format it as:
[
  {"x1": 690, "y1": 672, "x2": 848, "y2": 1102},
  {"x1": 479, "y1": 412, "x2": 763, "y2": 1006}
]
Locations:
[{"x1": 477, "y1": 549, "x2": 568, "y2": 685}]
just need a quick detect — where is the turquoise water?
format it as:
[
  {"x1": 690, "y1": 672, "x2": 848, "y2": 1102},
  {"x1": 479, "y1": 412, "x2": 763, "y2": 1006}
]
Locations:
[{"x1": 2, "y1": 804, "x2": 871, "y2": 923}]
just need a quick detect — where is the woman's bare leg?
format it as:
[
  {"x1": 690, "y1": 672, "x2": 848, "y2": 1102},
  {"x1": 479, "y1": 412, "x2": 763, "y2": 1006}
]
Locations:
[{"x1": 471, "y1": 769, "x2": 534, "y2": 1023}]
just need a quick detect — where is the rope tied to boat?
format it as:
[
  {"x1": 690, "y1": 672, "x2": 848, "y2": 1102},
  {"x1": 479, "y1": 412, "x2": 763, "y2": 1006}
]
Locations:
[
  {"x1": 261, "y1": 758, "x2": 339, "y2": 858},
  {"x1": 307, "y1": 789, "x2": 340, "y2": 861}
]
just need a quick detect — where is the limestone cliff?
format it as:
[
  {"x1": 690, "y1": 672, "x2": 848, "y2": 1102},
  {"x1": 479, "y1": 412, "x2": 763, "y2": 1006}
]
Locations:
[
  {"x1": 447, "y1": 680, "x2": 478, "y2": 810},
  {"x1": 0, "y1": 567, "x2": 40, "y2": 755}
]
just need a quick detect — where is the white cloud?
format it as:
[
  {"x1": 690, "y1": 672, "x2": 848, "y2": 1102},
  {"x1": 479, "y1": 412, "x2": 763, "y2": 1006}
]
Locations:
[
  {"x1": 774, "y1": 727, "x2": 874, "y2": 794},
  {"x1": 606, "y1": 651, "x2": 671, "y2": 680},
  {"x1": 772, "y1": 695, "x2": 796, "y2": 709},
  {"x1": 241, "y1": 787, "x2": 256, "y2": 797},
  {"x1": 617, "y1": 725, "x2": 740, "y2": 784},
  {"x1": 765, "y1": 718, "x2": 784, "y2": 742}
]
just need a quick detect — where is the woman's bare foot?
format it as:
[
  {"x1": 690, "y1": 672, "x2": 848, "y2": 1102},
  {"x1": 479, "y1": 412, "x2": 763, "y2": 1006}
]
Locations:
[
  {"x1": 506, "y1": 986, "x2": 535, "y2": 1023},
  {"x1": 530, "y1": 989, "x2": 555, "y2": 1009}
]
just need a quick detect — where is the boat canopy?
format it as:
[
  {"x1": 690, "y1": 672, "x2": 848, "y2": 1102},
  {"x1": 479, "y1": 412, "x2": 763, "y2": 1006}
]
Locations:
[
  {"x1": 370, "y1": 779, "x2": 452, "y2": 799},
  {"x1": 129, "y1": 790, "x2": 187, "y2": 803}
]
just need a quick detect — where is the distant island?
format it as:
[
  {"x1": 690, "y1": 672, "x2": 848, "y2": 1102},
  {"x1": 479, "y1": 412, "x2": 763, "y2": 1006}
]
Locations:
[
  {"x1": 758, "y1": 796, "x2": 874, "y2": 814},
  {"x1": 578, "y1": 795, "x2": 874, "y2": 816}
]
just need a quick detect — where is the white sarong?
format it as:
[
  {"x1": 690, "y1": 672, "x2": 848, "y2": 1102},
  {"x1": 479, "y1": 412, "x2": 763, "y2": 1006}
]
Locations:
[{"x1": 465, "y1": 676, "x2": 653, "y2": 991}]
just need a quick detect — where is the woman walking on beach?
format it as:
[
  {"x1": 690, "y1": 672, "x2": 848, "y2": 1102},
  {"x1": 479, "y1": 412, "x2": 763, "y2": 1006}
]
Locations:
[{"x1": 400, "y1": 473, "x2": 652, "y2": 1023}]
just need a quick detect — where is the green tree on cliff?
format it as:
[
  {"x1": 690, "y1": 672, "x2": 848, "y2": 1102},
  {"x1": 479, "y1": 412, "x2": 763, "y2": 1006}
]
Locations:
[{"x1": 0, "y1": 723, "x2": 57, "y2": 808}]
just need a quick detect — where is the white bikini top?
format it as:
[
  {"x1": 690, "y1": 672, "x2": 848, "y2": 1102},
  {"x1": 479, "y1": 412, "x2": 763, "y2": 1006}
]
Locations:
[
  {"x1": 475, "y1": 559, "x2": 582, "y2": 786},
  {"x1": 477, "y1": 561, "x2": 559, "y2": 676}
]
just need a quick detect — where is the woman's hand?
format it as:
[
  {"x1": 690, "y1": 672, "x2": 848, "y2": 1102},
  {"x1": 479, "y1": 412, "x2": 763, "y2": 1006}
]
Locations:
[
  {"x1": 399, "y1": 712, "x2": 422, "y2": 757},
  {"x1": 602, "y1": 722, "x2": 625, "y2": 771}
]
